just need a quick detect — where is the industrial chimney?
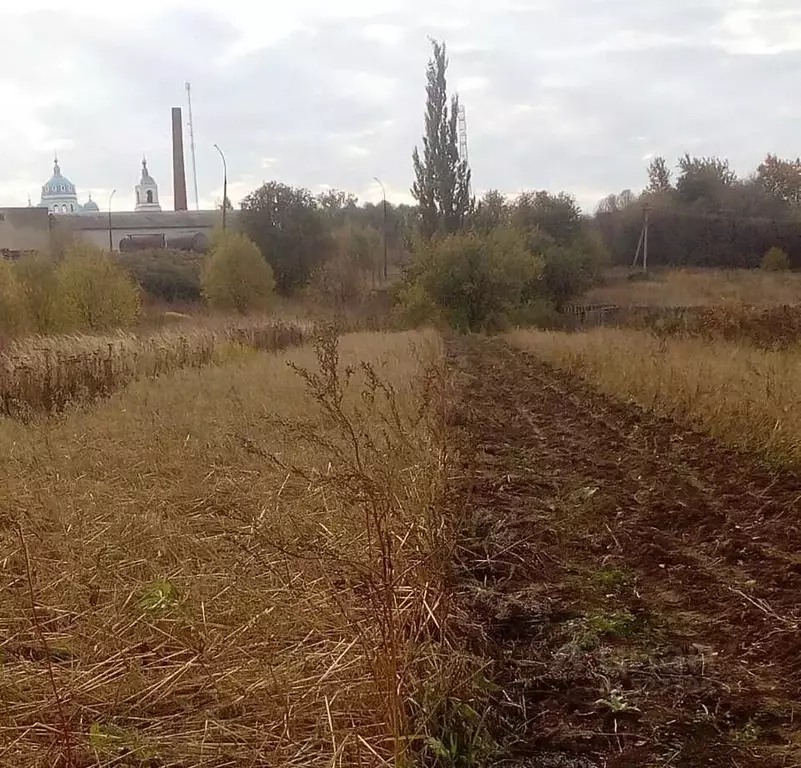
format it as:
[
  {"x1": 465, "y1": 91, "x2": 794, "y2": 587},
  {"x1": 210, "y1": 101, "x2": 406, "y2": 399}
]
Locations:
[{"x1": 171, "y1": 107, "x2": 188, "y2": 211}]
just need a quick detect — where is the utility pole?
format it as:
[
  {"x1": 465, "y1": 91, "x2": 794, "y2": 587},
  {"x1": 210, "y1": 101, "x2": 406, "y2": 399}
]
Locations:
[
  {"x1": 374, "y1": 176, "x2": 388, "y2": 282},
  {"x1": 214, "y1": 144, "x2": 228, "y2": 231},
  {"x1": 643, "y1": 204, "x2": 650, "y2": 273},
  {"x1": 632, "y1": 204, "x2": 651, "y2": 272},
  {"x1": 108, "y1": 189, "x2": 116, "y2": 251}
]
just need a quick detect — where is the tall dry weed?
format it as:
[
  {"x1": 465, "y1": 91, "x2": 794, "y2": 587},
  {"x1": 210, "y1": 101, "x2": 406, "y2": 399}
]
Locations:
[{"x1": 240, "y1": 324, "x2": 456, "y2": 764}]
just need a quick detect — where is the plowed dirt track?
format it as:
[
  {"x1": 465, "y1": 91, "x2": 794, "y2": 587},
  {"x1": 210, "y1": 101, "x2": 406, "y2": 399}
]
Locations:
[{"x1": 449, "y1": 336, "x2": 801, "y2": 767}]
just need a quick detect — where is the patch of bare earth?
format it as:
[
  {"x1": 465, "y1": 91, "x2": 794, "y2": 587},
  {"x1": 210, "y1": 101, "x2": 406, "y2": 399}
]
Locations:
[{"x1": 448, "y1": 336, "x2": 801, "y2": 767}]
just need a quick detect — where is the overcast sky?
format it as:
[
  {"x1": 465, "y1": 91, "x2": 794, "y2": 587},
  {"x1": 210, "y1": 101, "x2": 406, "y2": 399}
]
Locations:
[{"x1": 1, "y1": 0, "x2": 799, "y2": 213}]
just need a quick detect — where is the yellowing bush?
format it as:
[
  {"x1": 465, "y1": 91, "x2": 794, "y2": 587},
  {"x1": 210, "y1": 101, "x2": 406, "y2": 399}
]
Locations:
[
  {"x1": 202, "y1": 231, "x2": 276, "y2": 313},
  {"x1": 761, "y1": 246, "x2": 790, "y2": 272},
  {"x1": 58, "y1": 242, "x2": 140, "y2": 330}
]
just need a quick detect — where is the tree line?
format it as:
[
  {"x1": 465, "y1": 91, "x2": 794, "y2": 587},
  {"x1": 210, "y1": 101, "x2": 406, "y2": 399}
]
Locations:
[
  {"x1": 14, "y1": 35, "x2": 796, "y2": 336},
  {"x1": 596, "y1": 153, "x2": 801, "y2": 269}
]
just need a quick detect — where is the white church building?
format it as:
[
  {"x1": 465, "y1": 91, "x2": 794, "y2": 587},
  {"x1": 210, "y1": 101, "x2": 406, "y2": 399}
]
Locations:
[
  {"x1": 38, "y1": 156, "x2": 161, "y2": 214},
  {"x1": 22, "y1": 155, "x2": 226, "y2": 252},
  {"x1": 1, "y1": 154, "x2": 227, "y2": 255}
]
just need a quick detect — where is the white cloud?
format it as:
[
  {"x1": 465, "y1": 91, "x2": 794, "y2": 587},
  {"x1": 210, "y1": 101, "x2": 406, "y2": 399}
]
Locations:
[{"x1": 715, "y1": 6, "x2": 801, "y2": 54}]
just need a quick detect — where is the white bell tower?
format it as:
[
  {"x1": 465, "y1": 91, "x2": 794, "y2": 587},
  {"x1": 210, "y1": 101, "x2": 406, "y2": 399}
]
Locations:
[{"x1": 135, "y1": 157, "x2": 161, "y2": 212}]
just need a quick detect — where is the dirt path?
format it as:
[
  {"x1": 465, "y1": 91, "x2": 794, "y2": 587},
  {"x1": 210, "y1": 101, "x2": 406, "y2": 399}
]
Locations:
[{"x1": 449, "y1": 336, "x2": 801, "y2": 768}]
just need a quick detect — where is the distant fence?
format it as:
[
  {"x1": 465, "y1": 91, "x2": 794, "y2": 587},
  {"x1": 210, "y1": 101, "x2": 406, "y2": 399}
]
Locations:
[
  {"x1": 560, "y1": 304, "x2": 701, "y2": 330},
  {"x1": 560, "y1": 304, "x2": 627, "y2": 329},
  {"x1": 562, "y1": 302, "x2": 801, "y2": 348}
]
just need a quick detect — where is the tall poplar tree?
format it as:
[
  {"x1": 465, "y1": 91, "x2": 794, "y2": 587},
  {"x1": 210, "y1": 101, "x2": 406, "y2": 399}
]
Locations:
[{"x1": 412, "y1": 39, "x2": 472, "y2": 238}]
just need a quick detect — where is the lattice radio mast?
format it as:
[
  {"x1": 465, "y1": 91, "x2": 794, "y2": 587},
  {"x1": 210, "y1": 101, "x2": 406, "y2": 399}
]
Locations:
[
  {"x1": 185, "y1": 82, "x2": 200, "y2": 210},
  {"x1": 457, "y1": 103, "x2": 472, "y2": 198},
  {"x1": 457, "y1": 103, "x2": 469, "y2": 162}
]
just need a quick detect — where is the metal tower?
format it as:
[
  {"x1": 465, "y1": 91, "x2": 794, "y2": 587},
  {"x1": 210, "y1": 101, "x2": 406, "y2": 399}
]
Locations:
[
  {"x1": 457, "y1": 103, "x2": 469, "y2": 164},
  {"x1": 185, "y1": 82, "x2": 200, "y2": 210},
  {"x1": 457, "y1": 103, "x2": 472, "y2": 198}
]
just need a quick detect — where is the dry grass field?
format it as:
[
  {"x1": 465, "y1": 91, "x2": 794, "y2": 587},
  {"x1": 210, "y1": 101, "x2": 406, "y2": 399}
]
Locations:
[
  {"x1": 508, "y1": 326, "x2": 801, "y2": 466},
  {"x1": 0, "y1": 318, "x2": 307, "y2": 418},
  {"x1": 0, "y1": 329, "x2": 452, "y2": 767},
  {"x1": 583, "y1": 267, "x2": 801, "y2": 307}
]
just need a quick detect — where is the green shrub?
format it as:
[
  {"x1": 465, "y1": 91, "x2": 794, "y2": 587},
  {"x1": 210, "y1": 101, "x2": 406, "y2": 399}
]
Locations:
[
  {"x1": 541, "y1": 246, "x2": 597, "y2": 309},
  {"x1": 58, "y1": 242, "x2": 141, "y2": 331},
  {"x1": 0, "y1": 259, "x2": 29, "y2": 337},
  {"x1": 761, "y1": 246, "x2": 790, "y2": 272},
  {"x1": 14, "y1": 253, "x2": 61, "y2": 333},
  {"x1": 202, "y1": 231, "x2": 276, "y2": 313},
  {"x1": 398, "y1": 227, "x2": 542, "y2": 332},
  {"x1": 119, "y1": 249, "x2": 204, "y2": 302}
]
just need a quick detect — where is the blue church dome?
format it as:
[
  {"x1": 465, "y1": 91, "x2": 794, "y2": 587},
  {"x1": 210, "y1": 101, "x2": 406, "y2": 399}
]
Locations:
[
  {"x1": 82, "y1": 194, "x2": 100, "y2": 212},
  {"x1": 42, "y1": 158, "x2": 76, "y2": 197}
]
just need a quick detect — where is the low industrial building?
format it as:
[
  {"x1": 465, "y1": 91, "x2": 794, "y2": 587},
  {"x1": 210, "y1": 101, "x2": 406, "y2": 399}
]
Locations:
[
  {"x1": 0, "y1": 207, "x2": 51, "y2": 258},
  {"x1": 2, "y1": 106, "x2": 231, "y2": 256},
  {"x1": 0, "y1": 207, "x2": 230, "y2": 256},
  {"x1": 60, "y1": 210, "x2": 229, "y2": 252}
]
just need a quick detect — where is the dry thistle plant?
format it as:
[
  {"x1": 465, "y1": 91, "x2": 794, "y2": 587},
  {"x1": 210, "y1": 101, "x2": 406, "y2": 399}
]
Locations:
[{"x1": 240, "y1": 323, "x2": 457, "y2": 765}]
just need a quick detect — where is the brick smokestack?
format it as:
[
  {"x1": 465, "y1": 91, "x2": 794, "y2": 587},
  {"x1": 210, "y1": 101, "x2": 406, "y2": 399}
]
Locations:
[{"x1": 171, "y1": 107, "x2": 188, "y2": 211}]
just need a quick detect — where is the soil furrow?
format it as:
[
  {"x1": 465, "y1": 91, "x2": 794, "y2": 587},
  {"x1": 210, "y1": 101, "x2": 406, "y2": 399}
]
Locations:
[{"x1": 449, "y1": 336, "x2": 801, "y2": 767}]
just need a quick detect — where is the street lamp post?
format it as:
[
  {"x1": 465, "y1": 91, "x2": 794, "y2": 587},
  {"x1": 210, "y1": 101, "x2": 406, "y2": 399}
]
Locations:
[
  {"x1": 373, "y1": 177, "x2": 388, "y2": 282},
  {"x1": 108, "y1": 189, "x2": 116, "y2": 251},
  {"x1": 214, "y1": 144, "x2": 228, "y2": 231}
]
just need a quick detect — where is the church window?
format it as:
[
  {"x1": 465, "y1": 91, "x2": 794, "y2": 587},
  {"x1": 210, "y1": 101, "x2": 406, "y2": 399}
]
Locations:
[
  {"x1": 70, "y1": 203, "x2": 74, "y2": 212},
  {"x1": 136, "y1": 190, "x2": 140, "y2": 204},
  {"x1": 62, "y1": 204, "x2": 67, "y2": 213},
  {"x1": 60, "y1": 184, "x2": 65, "y2": 192},
  {"x1": 146, "y1": 190, "x2": 153, "y2": 204}
]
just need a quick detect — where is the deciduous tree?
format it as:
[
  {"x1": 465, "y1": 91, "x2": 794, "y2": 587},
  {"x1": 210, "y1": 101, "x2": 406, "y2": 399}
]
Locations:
[
  {"x1": 512, "y1": 191, "x2": 582, "y2": 246},
  {"x1": 474, "y1": 189, "x2": 510, "y2": 231},
  {"x1": 676, "y1": 154, "x2": 737, "y2": 210},
  {"x1": 400, "y1": 227, "x2": 540, "y2": 331},
  {"x1": 240, "y1": 182, "x2": 330, "y2": 294},
  {"x1": 756, "y1": 154, "x2": 801, "y2": 207},
  {"x1": 646, "y1": 156, "x2": 673, "y2": 195}
]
